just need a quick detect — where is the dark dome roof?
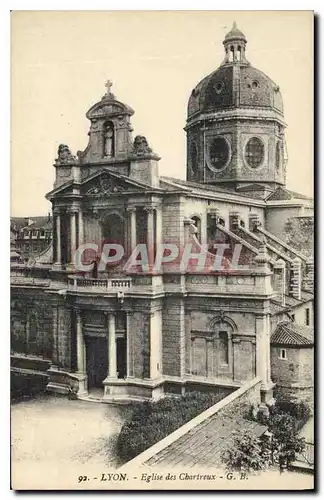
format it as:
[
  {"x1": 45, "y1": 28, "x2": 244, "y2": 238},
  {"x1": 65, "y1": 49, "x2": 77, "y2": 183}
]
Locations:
[{"x1": 188, "y1": 63, "x2": 284, "y2": 118}]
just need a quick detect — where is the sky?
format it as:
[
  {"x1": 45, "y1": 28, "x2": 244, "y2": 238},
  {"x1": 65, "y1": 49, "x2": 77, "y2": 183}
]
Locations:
[{"x1": 11, "y1": 10, "x2": 313, "y2": 216}]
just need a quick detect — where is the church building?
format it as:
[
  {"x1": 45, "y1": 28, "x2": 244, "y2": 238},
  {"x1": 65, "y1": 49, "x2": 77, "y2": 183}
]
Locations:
[{"x1": 11, "y1": 24, "x2": 314, "y2": 405}]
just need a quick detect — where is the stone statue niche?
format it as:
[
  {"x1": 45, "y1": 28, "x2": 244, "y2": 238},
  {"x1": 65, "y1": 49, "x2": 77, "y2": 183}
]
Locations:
[{"x1": 103, "y1": 121, "x2": 115, "y2": 158}]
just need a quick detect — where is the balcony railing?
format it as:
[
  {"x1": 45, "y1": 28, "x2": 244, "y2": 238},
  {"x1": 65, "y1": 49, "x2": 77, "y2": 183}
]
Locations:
[{"x1": 68, "y1": 276, "x2": 132, "y2": 291}]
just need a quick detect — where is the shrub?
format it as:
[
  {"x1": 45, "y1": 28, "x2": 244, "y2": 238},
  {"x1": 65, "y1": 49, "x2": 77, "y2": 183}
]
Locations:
[
  {"x1": 116, "y1": 391, "x2": 223, "y2": 461},
  {"x1": 221, "y1": 430, "x2": 271, "y2": 472}
]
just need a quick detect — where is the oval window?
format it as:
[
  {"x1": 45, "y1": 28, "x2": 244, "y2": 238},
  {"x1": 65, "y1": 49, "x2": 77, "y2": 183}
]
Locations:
[
  {"x1": 209, "y1": 137, "x2": 229, "y2": 170},
  {"x1": 245, "y1": 137, "x2": 264, "y2": 168}
]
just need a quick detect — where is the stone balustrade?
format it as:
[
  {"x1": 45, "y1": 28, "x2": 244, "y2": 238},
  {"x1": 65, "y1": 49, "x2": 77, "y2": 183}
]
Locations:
[{"x1": 68, "y1": 276, "x2": 132, "y2": 290}]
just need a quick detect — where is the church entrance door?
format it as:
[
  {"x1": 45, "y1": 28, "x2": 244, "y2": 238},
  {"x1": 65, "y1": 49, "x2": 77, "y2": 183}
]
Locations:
[
  {"x1": 116, "y1": 337, "x2": 127, "y2": 379},
  {"x1": 86, "y1": 337, "x2": 108, "y2": 389}
]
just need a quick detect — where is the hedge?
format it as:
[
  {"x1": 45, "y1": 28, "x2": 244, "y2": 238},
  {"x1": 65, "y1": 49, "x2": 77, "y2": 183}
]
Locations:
[
  {"x1": 116, "y1": 391, "x2": 223, "y2": 461},
  {"x1": 11, "y1": 371, "x2": 48, "y2": 401}
]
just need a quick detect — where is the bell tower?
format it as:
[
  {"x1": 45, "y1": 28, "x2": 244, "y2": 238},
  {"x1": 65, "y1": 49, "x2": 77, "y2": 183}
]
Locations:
[
  {"x1": 185, "y1": 23, "x2": 287, "y2": 196},
  {"x1": 78, "y1": 81, "x2": 135, "y2": 169}
]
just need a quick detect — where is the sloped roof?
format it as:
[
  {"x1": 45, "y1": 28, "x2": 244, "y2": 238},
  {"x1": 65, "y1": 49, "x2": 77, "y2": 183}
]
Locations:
[
  {"x1": 146, "y1": 415, "x2": 267, "y2": 468},
  {"x1": 271, "y1": 322, "x2": 314, "y2": 347},
  {"x1": 160, "y1": 176, "x2": 258, "y2": 200},
  {"x1": 265, "y1": 187, "x2": 312, "y2": 202},
  {"x1": 11, "y1": 216, "x2": 52, "y2": 230}
]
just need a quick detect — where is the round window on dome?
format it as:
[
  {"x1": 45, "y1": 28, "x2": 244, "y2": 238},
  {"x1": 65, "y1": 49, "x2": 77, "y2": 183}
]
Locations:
[
  {"x1": 215, "y1": 82, "x2": 224, "y2": 94},
  {"x1": 208, "y1": 137, "x2": 229, "y2": 170},
  {"x1": 252, "y1": 81, "x2": 259, "y2": 89},
  {"x1": 245, "y1": 137, "x2": 264, "y2": 168}
]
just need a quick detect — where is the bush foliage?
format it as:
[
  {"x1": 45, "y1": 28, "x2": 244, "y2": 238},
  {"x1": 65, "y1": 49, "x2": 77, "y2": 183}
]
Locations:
[
  {"x1": 221, "y1": 430, "x2": 272, "y2": 472},
  {"x1": 116, "y1": 391, "x2": 222, "y2": 461},
  {"x1": 223, "y1": 397, "x2": 310, "y2": 472}
]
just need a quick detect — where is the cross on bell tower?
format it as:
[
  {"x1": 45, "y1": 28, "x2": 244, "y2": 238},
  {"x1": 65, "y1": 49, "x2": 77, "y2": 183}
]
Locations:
[{"x1": 105, "y1": 79, "x2": 113, "y2": 96}]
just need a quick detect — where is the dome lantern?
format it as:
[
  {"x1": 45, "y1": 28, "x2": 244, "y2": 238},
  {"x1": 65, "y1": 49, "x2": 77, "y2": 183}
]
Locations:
[{"x1": 222, "y1": 22, "x2": 248, "y2": 64}]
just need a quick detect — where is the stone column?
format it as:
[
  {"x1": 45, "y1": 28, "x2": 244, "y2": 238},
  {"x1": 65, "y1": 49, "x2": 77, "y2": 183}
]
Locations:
[
  {"x1": 255, "y1": 315, "x2": 272, "y2": 392},
  {"x1": 76, "y1": 309, "x2": 85, "y2": 373},
  {"x1": 146, "y1": 206, "x2": 155, "y2": 268},
  {"x1": 51, "y1": 305, "x2": 59, "y2": 366},
  {"x1": 127, "y1": 206, "x2": 137, "y2": 256},
  {"x1": 70, "y1": 211, "x2": 77, "y2": 263},
  {"x1": 108, "y1": 313, "x2": 117, "y2": 378},
  {"x1": 155, "y1": 206, "x2": 162, "y2": 257},
  {"x1": 78, "y1": 210, "x2": 84, "y2": 248},
  {"x1": 55, "y1": 212, "x2": 61, "y2": 265}
]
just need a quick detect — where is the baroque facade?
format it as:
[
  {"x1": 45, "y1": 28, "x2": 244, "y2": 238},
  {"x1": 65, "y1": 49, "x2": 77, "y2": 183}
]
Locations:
[{"x1": 11, "y1": 24, "x2": 314, "y2": 404}]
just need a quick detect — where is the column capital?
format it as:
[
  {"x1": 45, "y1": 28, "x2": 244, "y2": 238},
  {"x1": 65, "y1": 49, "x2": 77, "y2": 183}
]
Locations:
[
  {"x1": 53, "y1": 208, "x2": 62, "y2": 216},
  {"x1": 126, "y1": 205, "x2": 137, "y2": 213},
  {"x1": 67, "y1": 208, "x2": 79, "y2": 215},
  {"x1": 144, "y1": 205, "x2": 156, "y2": 213}
]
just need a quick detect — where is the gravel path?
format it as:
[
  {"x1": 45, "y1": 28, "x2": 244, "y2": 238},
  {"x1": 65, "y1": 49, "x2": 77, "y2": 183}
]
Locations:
[{"x1": 11, "y1": 395, "x2": 126, "y2": 470}]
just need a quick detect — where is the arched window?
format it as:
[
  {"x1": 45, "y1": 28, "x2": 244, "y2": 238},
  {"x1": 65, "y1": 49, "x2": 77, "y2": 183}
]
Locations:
[{"x1": 245, "y1": 137, "x2": 264, "y2": 168}]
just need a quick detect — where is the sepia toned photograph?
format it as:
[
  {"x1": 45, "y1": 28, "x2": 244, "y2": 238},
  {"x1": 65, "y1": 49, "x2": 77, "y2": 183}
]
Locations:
[{"x1": 10, "y1": 10, "x2": 314, "y2": 490}]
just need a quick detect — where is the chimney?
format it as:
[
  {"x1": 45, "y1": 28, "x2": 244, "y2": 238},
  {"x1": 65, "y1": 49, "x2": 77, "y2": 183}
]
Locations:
[{"x1": 290, "y1": 257, "x2": 302, "y2": 300}]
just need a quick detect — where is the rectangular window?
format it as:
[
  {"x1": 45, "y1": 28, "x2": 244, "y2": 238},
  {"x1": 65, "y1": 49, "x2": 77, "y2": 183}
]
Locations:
[
  {"x1": 305, "y1": 308, "x2": 310, "y2": 326},
  {"x1": 279, "y1": 349, "x2": 287, "y2": 360}
]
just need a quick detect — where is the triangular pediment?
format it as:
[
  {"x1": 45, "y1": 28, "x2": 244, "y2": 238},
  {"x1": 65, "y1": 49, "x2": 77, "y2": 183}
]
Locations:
[
  {"x1": 81, "y1": 168, "x2": 159, "y2": 196},
  {"x1": 46, "y1": 169, "x2": 164, "y2": 200},
  {"x1": 46, "y1": 180, "x2": 74, "y2": 200}
]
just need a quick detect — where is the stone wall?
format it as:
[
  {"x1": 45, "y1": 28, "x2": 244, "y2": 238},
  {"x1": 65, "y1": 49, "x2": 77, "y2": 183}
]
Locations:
[
  {"x1": 11, "y1": 290, "x2": 53, "y2": 359},
  {"x1": 162, "y1": 297, "x2": 185, "y2": 377},
  {"x1": 271, "y1": 346, "x2": 313, "y2": 408}
]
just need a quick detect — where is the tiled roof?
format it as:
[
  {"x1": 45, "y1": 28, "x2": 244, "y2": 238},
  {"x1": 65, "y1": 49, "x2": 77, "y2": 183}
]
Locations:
[
  {"x1": 11, "y1": 216, "x2": 52, "y2": 230},
  {"x1": 160, "y1": 176, "x2": 258, "y2": 199},
  {"x1": 146, "y1": 415, "x2": 267, "y2": 468},
  {"x1": 265, "y1": 187, "x2": 312, "y2": 202},
  {"x1": 271, "y1": 322, "x2": 313, "y2": 347},
  {"x1": 270, "y1": 300, "x2": 288, "y2": 315}
]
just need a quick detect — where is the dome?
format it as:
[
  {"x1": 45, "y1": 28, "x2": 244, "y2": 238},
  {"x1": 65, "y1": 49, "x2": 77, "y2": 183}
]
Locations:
[{"x1": 187, "y1": 24, "x2": 284, "y2": 118}]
